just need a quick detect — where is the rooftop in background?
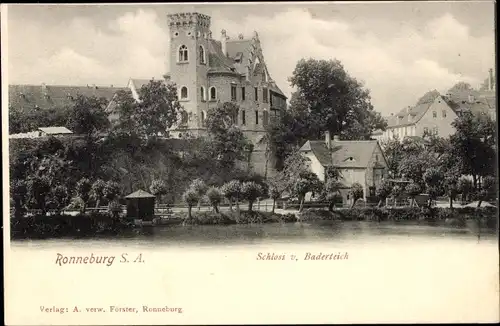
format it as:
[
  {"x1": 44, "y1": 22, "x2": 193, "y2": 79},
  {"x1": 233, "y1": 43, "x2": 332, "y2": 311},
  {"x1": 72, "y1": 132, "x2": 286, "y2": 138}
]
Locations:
[
  {"x1": 38, "y1": 126, "x2": 73, "y2": 135},
  {"x1": 8, "y1": 84, "x2": 127, "y2": 111}
]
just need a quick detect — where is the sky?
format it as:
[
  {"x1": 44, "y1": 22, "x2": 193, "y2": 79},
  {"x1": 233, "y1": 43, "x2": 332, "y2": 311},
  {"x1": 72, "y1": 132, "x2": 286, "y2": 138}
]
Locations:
[{"x1": 4, "y1": 2, "x2": 496, "y2": 115}]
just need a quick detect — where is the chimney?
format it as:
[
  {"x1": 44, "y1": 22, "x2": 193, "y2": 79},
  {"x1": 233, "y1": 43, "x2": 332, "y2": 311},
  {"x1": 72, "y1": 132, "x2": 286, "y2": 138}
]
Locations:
[
  {"x1": 325, "y1": 130, "x2": 331, "y2": 149},
  {"x1": 333, "y1": 135, "x2": 340, "y2": 141},
  {"x1": 489, "y1": 68, "x2": 494, "y2": 91},
  {"x1": 221, "y1": 29, "x2": 227, "y2": 56}
]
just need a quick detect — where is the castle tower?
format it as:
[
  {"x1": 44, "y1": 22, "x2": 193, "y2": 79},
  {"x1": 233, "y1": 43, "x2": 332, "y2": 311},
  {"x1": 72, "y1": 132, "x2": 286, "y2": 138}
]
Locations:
[{"x1": 167, "y1": 12, "x2": 211, "y2": 134}]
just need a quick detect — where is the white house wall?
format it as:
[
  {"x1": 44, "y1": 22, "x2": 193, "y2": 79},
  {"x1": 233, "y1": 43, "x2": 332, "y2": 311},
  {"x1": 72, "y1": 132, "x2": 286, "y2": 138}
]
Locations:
[{"x1": 415, "y1": 97, "x2": 458, "y2": 138}]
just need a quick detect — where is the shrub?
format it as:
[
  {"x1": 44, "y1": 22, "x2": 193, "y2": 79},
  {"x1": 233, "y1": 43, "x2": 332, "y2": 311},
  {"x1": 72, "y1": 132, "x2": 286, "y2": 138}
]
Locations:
[
  {"x1": 206, "y1": 187, "x2": 223, "y2": 213},
  {"x1": 240, "y1": 181, "x2": 264, "y2": 212}
]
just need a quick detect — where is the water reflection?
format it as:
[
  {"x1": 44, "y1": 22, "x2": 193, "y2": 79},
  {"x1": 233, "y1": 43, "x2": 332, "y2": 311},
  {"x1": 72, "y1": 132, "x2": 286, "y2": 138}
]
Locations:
[{"x1": 11, "y1": 220, "x2": 497, "y2": 248}]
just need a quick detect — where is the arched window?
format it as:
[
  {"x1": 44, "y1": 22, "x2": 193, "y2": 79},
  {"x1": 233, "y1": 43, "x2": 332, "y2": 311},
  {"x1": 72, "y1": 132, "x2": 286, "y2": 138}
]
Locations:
[
  {"x1": 200, "y1": 86, "x2": 206, "y2": 101},
  {"x1": 199, "y1": 45, "x2": 206, "y2": 64},
  {"x1": 178, "y1": 45, "x2": 188, "y2": 62},
  {"x1": 201, "y1": 111, "x2": 206, "y2": 126},
  {"x1": 180, "y1": 86, "x2": 188, "y2": 99},
  {"x1": 209, "y1": 87, "x2": 217, "y2": 100},
  {"x1": 180, "y1": 111, "x2": 188, "y2": 125}
]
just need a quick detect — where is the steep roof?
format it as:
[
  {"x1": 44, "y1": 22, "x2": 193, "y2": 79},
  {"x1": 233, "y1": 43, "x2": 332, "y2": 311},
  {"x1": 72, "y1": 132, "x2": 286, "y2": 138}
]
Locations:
[
  {"x1": 207, "y1": 39, "x2": 239, "y2": 74},
  {"x1": 9, "y1": 84, "x2": 126, "y2": 111},
  {"x1": 125, "y1": 189, "x2": 156, "y2": 199},
  {"x1": 444, "y1": 89, "x2": 496, "y2": 117},
  {"x1": 300, "y1": 140, "x2": 380, "y2": 168}
]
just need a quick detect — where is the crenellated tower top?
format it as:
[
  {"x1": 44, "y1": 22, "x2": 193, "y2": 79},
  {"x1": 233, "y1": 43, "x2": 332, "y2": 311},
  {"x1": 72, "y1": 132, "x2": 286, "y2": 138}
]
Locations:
[{"x1": 167, "y1": 12, "x2": 211, "y2": 29}]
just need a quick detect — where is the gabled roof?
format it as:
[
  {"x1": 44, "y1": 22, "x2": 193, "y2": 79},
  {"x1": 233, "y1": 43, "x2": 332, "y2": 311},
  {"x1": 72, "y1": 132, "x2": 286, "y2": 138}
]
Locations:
[
  {"x1": 125, "y1": 189, "x2": 156, "y2": 199},
  {"x1": 387, "y1": 94, "x2": 446, "y2": 128},
  {"x1": 39, "y1": 126, "x2": 73, "y2": 134},
  {"x1": 300, "y1": 139, "x2": 380, "y2": 168},
  {"x1": 9, "y1": 84, "x2": 125, "y2": 111}
]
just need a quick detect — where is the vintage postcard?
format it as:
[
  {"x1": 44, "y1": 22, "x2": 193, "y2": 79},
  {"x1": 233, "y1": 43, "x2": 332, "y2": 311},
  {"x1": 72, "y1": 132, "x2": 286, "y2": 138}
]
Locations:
[{"x1": 2, "y1": 1, "x2": 499, "y2": 325}]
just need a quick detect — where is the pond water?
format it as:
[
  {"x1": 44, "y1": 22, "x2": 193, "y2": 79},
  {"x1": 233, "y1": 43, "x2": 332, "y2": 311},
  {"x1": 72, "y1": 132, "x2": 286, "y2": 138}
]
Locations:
[{"x1": 11, "y1": 220, "x2": 497, "y2": 248}]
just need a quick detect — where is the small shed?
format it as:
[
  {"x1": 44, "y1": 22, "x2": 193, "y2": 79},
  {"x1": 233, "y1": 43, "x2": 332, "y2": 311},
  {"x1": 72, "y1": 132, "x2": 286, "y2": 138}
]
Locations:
[{"x1": 125, "y1": 190, "x2": 156, "y2": 221}]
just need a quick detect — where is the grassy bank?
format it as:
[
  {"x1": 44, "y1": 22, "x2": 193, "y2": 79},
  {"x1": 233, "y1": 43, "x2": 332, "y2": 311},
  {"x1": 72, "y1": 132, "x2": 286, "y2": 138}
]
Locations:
[
  {"x1": 298, "y1": 207, "x2": 498, "y2": 228},
  {"x1": 10, "y1": 212, "x2": 133, "y2": 240},
  {"x1": 179, "y1": 210, "x2": 297, "y2": 225}
]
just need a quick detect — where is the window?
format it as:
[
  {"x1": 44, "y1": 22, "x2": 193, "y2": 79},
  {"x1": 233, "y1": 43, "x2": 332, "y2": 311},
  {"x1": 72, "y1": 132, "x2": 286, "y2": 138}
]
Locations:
[
  {"x1": 209, "y1": 87, "x2": 217, "y2": 100},
  {"x1": 432, "y1": 111, "x2": 437, "y2": 118},
  {"x1": 241, "y1": 87, "x2": 246, "y2": 101},
  {"x1": 433, "y1": 127, "x2": 439, "y2": 135},
  {"x1": 241, "y1": 110, "x2": 246, "y2": 125},
  {"x1": 423, "y1": 127, "x2": 429, "y2": 135},
  {"x1": 199, "y1": 45, "x2": 206, "y2": 64},
  {"x1": 270, "y1": 93, "x2": 273, "y2": 107},
  {"x1": 180, "y1": 111, "x2": 188, "y2": 125},
  {"x1": 442, "y1": 110, "x2": 447, "y2": 118},
  {"x1": 180, "y1": 86, "x2": 188, "y2": 100},
  {"x1": 254, "y1": 87, "x2": 258, "y2": 101},
  {"x1": 200, "y1": 86, "x2": 206, "y2": 101},
  {"x1": 263, "y1": 87, "x2": 268, "y2": 103},
  {"x1": 255, "y1": 110, "x2": 259, "y2": 125},
  {"x1": 178, "y1": 45, "x2": 188, "y2": 62},
  {"x1": 231, "y1": 84, "x2": 237, "y2": 101},
  {"x1": 201, "y1": 111, "x2": 206, "y2": 126},
  {"x1": 263, "y1": 110, "x2": 269, "y2": 127}
]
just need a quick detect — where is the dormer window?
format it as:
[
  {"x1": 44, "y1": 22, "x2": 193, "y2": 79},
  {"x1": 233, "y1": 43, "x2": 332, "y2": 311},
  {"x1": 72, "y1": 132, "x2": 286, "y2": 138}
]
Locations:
[{"x1": 178, "y1": 45, "x2": 188, "y2": 62}]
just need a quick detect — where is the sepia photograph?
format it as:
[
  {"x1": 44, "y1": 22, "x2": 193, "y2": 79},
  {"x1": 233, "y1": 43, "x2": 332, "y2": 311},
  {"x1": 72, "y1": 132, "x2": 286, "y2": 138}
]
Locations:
[{"x1": 3, "y1": 1, "x2": 499, "y2": 324}]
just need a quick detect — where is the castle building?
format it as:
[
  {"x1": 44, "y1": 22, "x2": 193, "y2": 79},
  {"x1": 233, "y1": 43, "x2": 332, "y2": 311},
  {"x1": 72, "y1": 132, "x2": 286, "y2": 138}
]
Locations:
[{"x1": 163, "y1": 12, "x2": 287, "y2": 142}]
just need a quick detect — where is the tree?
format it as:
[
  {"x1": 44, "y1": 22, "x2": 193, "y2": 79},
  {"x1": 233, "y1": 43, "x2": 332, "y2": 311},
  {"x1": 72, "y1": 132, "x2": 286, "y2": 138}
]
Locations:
[
  {"x1": 457, "y1": 178, "x2": 473, "y2": 203},
  {"x1": 398, "y1": 151, "x2": 437, "y2": 188},
  {"x1": 293, "y1": 171, "x2": 322, "y2": 212},
  {"x1": 405, "y1": 182, "x2": 421, "y2": 207},
  {"x1": 443, "y1": 175, "x2": 459, "y2": 209},
  {"x1": 376, "y1": 180, "x2": 393, "y2": 207},
  {"x1": 66, "y1": 95, "x2": 110, "y2": 137},
  {"x1": 103, "y1": 181, "x2": 121, "y2": 203},
  {"x1": 76, "y1": 178, "x2": 92, "y2": 213},
  {"x1": 423, "y1": 168, "x2": 444, "y2": 207},
  {"x1": 91, "y1": 179, "x2": 106, "y2": 207},
  {"x1": 110, "y1": 80, "x2": 184, "y2": 140},
  {"x1": 278, "y1": 150, "x2": 310, "y2": 194},
  {"x1": 182, "y1": 189, "x2": 199, "y2": 219},
  {"x1": 241, "y1": 181, "x2": 264, "y2": 212},
  {"x1": 48, "y1": 185, "x2": 70, "y2": 213},
  {"x1": 478, "y1": 176, "x2": 497, "y2": 207},
  {"x1": 325, "y1": 179, "x2": 343, "y2": 211},
  {"x1": 349, "y1": 183, "x2": 364, "y2": 208},
  {"x1": 449, "y1": 112, "x2": 497, "y2": 189},
  {"x1": 206, "y1": 187, "x2": 223, "y2": 213},
  {"x1": 221, "y1": 180, "x2": 242, "y2": 212},
  {"x1": 288, "y1": 58, "x2": 387, "y2": 141},
  {"x1": 27, "y1": 176, "x2": 51, "y2": 214},
  {"x1": 149, "y1": 179, "x2": 168, "y2": 206},
  {"x1": 380, "y1": 138, "x2": 404, "y2": 177},
  {"x1": 204, "y1": 102, "x2": 253, "y2": 171},
  {"x1": 188, "y1": 178, "x2": 208, "y2": 211},
  {"x1": 11, "y1": 180, "x2": 28, "y2": 218}
]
